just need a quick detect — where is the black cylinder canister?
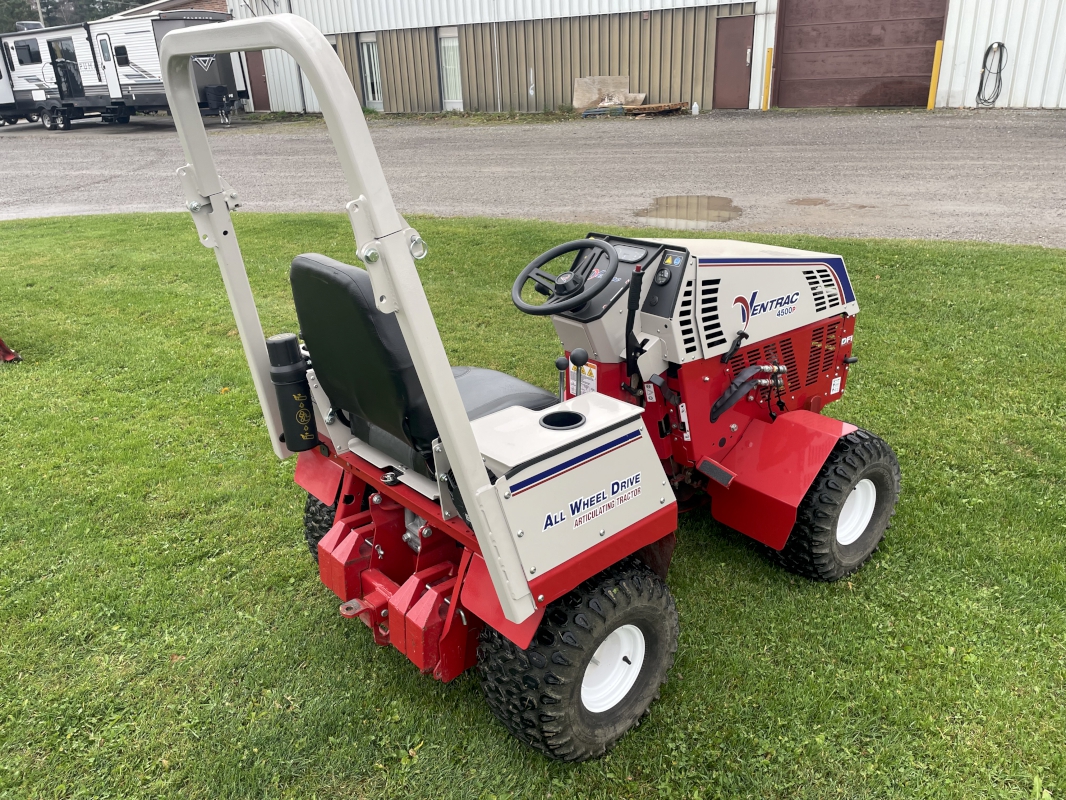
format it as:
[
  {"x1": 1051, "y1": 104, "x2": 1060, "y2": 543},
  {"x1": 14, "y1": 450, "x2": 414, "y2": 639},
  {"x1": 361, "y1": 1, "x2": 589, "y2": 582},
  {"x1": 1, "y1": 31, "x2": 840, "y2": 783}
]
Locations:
[{"x1": 266, "y1": 333, "x2": 318, "y2": 451}]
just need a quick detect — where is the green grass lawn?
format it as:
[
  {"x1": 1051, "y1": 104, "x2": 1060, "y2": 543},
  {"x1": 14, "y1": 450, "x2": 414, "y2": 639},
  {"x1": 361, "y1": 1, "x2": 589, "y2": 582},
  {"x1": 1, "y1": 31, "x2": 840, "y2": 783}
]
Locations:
[{"x1": 1, "y1": 213, "x2": 1064, "y2": 799}]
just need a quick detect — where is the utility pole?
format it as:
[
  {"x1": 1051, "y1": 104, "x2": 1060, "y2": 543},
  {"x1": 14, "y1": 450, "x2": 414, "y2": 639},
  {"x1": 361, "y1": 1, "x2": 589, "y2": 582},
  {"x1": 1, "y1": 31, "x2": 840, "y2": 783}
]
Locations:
[{"x1": 35, "y1": 0, "x2": 45, "y2": 26}]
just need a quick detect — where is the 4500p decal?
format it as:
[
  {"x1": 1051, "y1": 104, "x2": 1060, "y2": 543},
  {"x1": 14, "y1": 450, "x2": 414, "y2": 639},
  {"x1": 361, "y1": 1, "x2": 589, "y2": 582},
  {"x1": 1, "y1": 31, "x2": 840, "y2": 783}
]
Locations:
[{"x1": 733, "y1": 290, "x2": 800, "y2": 329}]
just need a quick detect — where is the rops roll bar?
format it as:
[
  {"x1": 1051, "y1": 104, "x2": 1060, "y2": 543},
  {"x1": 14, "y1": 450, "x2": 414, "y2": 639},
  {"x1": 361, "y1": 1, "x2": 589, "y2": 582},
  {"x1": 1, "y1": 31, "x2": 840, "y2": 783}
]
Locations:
[{"x1": 159, "y1": 15, "x2": 537, "y2": 623}]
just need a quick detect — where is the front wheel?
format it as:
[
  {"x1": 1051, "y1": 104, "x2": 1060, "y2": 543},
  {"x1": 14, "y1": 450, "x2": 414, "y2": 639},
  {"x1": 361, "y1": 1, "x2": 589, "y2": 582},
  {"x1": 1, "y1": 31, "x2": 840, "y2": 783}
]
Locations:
[
  {"x1": 775, "y1": 428, "x2": 901, "y2": 581},
  {"x1": 478, "y1": 557, "x2": 679, "y2": 762},
  {"x1": 303, "y1": 493, "x2": 336, "y2": 562}
]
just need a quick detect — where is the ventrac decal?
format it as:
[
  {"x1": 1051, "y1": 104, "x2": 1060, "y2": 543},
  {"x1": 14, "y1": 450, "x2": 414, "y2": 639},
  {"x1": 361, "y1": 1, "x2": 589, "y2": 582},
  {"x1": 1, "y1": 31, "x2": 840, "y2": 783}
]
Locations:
[
  {"x1": 733, "y1": 290, "x2": 800, "y2": 330},
  {"x1": 542, "y1": 473, "x2": 642, "y2": 531}
]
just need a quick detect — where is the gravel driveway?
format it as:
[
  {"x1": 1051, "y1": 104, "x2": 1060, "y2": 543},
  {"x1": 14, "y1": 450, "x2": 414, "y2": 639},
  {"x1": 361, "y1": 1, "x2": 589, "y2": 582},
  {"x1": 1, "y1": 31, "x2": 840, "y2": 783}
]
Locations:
[{"x1": 1, "y1": 109, "x2": 1063, "y2": 247}]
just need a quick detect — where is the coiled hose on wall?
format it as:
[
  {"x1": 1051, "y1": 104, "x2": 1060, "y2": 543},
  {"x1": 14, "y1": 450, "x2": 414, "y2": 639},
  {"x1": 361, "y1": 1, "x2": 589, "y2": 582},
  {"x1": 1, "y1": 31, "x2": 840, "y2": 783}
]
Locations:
[{"x1": 977, "y1": 42, "x2": 1007, "y2": 107}]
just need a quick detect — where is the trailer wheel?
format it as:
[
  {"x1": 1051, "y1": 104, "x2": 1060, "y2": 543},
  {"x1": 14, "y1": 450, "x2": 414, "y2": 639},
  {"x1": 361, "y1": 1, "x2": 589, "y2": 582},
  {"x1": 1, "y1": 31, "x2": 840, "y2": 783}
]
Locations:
[
  {"x1": 40, "y1": 112, "x2": 55, "y2": 131},
  {"x1": 776, "y1": 428, "x2": 900, "y2": 581},
  {"x1": 27, "y1": 113, "x2": 38, "y2": 123},
  {"x1": 57, "y1": 113, "x2": 72, "y2": 130},
  {"x1": 115, "y1": 115, "x2": 130, "y2": 125},
  {"x1": 303, "y1": 492, "x2": 336, "y2": 562},
  {"x1": 2, "y1": 116, "x2": 18, "y2": 125},
  {"x1": 478, "y1": 557, "x2": 679, "y2": 762}
]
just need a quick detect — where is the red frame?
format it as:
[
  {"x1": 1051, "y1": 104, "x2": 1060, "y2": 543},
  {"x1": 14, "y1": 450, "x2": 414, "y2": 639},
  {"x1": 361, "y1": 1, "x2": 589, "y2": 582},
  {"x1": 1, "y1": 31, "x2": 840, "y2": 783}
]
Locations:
[
  {"x1": 297, "y1": 441, "x2": 678, "y2": 680},
  {"x1": 296, "y1": 312, "x2": 857, "y2": 680}
]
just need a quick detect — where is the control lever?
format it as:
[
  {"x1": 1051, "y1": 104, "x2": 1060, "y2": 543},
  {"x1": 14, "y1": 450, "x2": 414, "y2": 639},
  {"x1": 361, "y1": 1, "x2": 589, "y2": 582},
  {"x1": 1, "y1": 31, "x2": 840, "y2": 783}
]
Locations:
[
  {"x1": 721, "y1": 330, "x2": 750, "y2": 363},
  {"x1": 649, "y1": 373, "x2": 679, "y2": 405},
  {"x1": 555, "y1": 356, "x2": 569, "y2": 402},
  {"x1": 570, "y1": 348, "x2": 589, "y2": 397}
]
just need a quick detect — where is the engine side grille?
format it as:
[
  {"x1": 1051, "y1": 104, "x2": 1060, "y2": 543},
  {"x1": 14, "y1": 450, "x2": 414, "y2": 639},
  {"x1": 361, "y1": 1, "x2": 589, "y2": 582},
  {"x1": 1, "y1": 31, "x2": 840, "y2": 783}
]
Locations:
[
  {"x1": 677, "y1": 278, "x2": 699, "y2": 356},
  {"x1": 697, "y1": 277, "x2": 726, "y2": 352},
  {"x1": 822, "y1": 320, "x2": 839, "y2": 371},
  {"x1": 778, "y1": 337, "x2": 801, "y2": 391},
  {"x1": 729, "y1": 345, "x2": 763, "y2": 375},
  {"x1": 806, "y1": 326, "x2": 825, "y2": 386}
]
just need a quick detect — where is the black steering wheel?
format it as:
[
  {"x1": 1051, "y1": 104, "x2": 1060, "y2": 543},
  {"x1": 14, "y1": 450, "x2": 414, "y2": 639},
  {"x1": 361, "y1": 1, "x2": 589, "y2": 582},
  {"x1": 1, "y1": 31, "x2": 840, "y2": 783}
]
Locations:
[{"x1": 511, "y1": 239, "x2": 620, "y2": 316}]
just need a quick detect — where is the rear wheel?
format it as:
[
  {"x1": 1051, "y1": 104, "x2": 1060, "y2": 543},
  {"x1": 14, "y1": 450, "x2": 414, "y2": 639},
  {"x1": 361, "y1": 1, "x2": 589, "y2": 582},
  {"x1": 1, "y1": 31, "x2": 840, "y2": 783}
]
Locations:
[
  {"x1": 57, "y1": 112, "x2": 72, "y2": 130},
  {"x1": 478, "y1": 558, "x2": 679, "y2": 762},
  {"x1": 40, "y1": 111, "x2": 55, "y2": 130},
  {"x1": 26, "y1": 113, "x2": 38, "y2": 123},
  {"x1": 115, "y1": 115, "x2": 130, "y2": 125},
  {"x1": 303, "y1": 493, "x2": 336, "y2": 562},
  {"x1": 2, "y1": 116, "x2": 17, "y2": 125},
  {"x1": 775, "y1": 428, "x2": 900, "y2": 581}
]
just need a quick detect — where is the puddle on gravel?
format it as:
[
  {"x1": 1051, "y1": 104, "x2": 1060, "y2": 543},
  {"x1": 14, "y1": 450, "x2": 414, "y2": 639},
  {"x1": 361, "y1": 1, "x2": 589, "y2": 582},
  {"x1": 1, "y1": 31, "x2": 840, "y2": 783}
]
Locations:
[{"x1": 636, "y1": 195, "x2": 742, "y2": 229}]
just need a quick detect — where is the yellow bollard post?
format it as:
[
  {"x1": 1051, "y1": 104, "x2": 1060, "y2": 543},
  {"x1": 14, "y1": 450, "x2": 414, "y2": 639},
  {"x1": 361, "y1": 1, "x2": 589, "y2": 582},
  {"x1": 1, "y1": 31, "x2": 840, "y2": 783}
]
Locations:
[
  {"x1": 927, "y1": 39, "x2": 944, "y2": 110},
  {"x1": 762, "y1": 48, "x2": 774, "y2": 111}
]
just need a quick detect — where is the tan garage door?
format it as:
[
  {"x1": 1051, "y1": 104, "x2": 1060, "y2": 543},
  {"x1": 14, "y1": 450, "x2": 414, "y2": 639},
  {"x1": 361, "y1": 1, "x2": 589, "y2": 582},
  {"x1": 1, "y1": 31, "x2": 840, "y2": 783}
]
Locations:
[{"x1": 775, "y1": 0, "x2": 947, "y2": 107}]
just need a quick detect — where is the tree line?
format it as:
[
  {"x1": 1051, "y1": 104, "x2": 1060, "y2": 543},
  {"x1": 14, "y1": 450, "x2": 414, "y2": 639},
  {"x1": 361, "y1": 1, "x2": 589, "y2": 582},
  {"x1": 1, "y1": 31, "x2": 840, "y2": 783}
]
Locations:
[{"x1": 2, "y1": 0, "x2": 148, "y2": 33}]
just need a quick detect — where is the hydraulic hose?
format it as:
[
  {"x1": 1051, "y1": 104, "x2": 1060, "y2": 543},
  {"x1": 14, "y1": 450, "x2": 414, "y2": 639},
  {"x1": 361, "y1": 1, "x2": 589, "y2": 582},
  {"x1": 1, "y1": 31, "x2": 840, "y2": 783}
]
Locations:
[{"x1": 710, "y1": 364, "x2": 786, "y2": 423}]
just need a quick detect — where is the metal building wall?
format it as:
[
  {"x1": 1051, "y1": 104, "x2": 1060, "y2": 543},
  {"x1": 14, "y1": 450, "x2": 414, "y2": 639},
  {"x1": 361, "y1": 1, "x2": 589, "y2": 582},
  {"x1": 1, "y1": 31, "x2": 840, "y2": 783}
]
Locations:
[
  {"x1": 937, "y1": 0, "x2": 1066, "y2": 108},
  {"x1": 379, "y1": 28, "x2": 443, "y2": 112},
  {"x1": 286, "y1": 0, "x2": 749, "y2": 36},
  {"x1": 229, "y1": 0, "x2": 770, "y2": 111},
  {"x1": 456, "y1": 3, "x2": 757, "y2": 112},
  {"x1": 228, "y1": 0, "x2": 316, "y2": 112}
]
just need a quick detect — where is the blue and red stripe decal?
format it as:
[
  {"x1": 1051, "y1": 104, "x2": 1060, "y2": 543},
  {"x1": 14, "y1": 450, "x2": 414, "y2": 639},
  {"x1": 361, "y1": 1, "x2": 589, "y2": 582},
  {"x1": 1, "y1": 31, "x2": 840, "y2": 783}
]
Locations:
[
  {"x1": 698, "y1": 257, "x2": 856, "y2": 304},
  {"x1": 510, "y1": 429, "x2": 642, "y2": 496}
]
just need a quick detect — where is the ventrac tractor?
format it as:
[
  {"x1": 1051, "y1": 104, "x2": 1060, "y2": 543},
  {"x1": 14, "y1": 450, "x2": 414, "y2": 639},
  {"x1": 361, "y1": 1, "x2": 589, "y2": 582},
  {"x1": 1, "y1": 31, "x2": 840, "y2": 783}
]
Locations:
[{"x1": 160, "y1": 16, "x2": 900, "y2": 762}]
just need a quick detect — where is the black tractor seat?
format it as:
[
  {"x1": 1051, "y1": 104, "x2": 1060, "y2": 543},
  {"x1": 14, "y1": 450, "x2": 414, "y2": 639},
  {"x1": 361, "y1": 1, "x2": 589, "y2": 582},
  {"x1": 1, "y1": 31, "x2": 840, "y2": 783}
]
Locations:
[{"x1": 290, "y1": 254, "x2": 557, "y2": 479}]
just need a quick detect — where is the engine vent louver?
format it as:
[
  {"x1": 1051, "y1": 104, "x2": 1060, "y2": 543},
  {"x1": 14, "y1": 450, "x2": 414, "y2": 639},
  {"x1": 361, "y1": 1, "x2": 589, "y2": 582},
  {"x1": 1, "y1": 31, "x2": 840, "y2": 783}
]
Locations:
[
  {"x1": 806, "y1": 326, "x2": 825, "y2": 386},
  {"x1": 697, "y1": 277, "x2": 726, "y2": 352},
  {"x1": 822, "y1": 321, "x2": 840, "y2": 371},
  {"x1": 677, "y1": 278, "x2": 699, "y2": 356},
  {"x1": 803, "y1": 267, "x2": 842, "y2": 313},
  {"x1": 775, "y1": 338, "x2": 801, "y2": 392},
  {"x1": 727, "y1": 338, "x2": 799, "y2": 390}
]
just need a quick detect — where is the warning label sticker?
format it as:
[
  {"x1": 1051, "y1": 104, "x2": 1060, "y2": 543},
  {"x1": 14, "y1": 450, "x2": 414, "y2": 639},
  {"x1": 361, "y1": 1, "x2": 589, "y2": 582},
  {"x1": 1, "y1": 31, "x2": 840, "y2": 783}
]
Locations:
[{"x1": 569, "y1": 361, "x2": 597, "y2": 395}]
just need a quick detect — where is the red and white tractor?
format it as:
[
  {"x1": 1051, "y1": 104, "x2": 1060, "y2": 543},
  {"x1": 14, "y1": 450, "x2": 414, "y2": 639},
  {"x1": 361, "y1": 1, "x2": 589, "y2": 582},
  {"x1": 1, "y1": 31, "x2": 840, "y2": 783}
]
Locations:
[{"x1": 161, "y1": 16, "x2": 900, "y2": 762}]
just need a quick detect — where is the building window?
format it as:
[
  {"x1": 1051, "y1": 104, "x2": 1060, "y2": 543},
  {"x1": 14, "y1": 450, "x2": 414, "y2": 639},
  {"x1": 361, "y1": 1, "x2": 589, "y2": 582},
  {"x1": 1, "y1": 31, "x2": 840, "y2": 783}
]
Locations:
[
  {"x1": 113, "y1": 45, "x2": 130, "y2": 67},
  {"x1": 358, "y1": 33, "x2": 383, "y2": 112},
  {"x1": 438, "y1": 27, "x2": 462, "y2": 111},
  {"x1": 14, "y1": 39, "x2": 42, "y2": 65}
]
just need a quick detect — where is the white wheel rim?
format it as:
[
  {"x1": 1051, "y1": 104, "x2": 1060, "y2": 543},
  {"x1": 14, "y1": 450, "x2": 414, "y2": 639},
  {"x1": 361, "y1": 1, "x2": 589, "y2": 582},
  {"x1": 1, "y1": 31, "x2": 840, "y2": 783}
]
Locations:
[
  {"x1": 837, "y1": 478, "x2": 877, "y2": 546},
  {"x1": 580, "y1": 624, "x2": 646, "y2": 713}
]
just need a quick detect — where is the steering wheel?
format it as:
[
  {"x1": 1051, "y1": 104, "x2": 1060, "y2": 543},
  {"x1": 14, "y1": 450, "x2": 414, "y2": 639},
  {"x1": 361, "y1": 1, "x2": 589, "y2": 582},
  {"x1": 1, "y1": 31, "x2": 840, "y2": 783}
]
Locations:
[{"x1": 511, "y1": 239, "x2": 620, "y2": 316}]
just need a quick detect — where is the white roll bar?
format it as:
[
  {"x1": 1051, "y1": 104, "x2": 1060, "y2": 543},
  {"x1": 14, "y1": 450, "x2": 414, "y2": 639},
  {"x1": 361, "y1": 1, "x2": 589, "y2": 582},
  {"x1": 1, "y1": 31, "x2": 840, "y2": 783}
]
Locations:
[{"x1": 160, "y1": 15, "x2": 536, "y2": 623}]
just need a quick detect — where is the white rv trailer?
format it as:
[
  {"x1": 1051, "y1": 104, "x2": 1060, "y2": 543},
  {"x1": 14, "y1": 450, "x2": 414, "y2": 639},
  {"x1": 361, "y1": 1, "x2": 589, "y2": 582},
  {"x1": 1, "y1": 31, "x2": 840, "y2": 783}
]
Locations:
[
  {"x1": 0, "y1": 9, "x2": 243, "y2": 129},
  {"x1": 87, "y1": 9, "x2": 245, "y2": 121},
  {"x1": 0, "y1": 23, "x2": 111, "y2": 128},
  {"x1": 0, "y1": 39, "x2": 15, "y2": 122},
  {"x1": 0, "y1": 21, "x2": 41, "y2": 124}
]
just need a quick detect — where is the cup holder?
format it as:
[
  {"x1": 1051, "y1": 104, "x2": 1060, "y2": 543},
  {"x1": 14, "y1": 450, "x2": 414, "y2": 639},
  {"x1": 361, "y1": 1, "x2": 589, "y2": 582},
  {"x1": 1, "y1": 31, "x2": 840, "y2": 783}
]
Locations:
[{"x1": 540, "y1": 410, "x2": 586, "y2": 430}]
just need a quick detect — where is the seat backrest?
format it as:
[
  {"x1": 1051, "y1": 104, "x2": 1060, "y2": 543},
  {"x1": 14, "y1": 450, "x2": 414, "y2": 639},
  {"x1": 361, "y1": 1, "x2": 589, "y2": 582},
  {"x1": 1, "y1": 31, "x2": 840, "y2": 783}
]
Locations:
[{"x1": 289, "y1": 254, "x2": 438, "y2": 458}]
